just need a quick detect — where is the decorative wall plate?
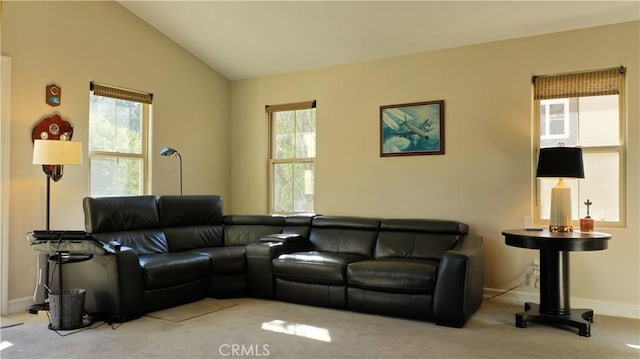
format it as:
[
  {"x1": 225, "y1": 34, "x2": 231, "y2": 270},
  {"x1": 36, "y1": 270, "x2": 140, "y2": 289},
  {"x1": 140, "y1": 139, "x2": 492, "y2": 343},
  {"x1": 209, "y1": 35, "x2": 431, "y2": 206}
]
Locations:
[{"x1": 31, "y1": 114, "x2": 74, "y2": 181}]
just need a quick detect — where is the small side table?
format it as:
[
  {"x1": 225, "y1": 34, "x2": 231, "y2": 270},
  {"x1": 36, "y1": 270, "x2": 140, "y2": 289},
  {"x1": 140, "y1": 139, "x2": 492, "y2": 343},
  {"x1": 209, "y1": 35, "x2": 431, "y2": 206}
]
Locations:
[
  {"x1": 502, "y1": 229, "x2": 610, "y2": 337},
  {"x1": 28, "y1": 230, "x2": 105, "y2": 330}
]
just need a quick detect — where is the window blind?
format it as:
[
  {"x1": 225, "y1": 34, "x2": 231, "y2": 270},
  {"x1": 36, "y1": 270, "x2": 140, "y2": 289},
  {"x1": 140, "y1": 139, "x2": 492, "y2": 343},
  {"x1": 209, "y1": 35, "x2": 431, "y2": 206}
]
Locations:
[
  {"x1": 90, "y1": 82, "x2": 153, "y2": 104},
  {"x1": 533, "y1": 66, "x2": 625, "y2": 100},
  {"x1": 265, "y1": 100, "x2": 316, "y2": 113}
]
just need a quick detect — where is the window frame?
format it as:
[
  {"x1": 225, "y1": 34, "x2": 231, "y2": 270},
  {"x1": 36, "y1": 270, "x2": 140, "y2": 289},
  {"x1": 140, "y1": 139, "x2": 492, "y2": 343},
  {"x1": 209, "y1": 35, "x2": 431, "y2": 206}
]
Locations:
[
  {"x1": 533, "y1": 69, "x2": 626, "y2": 228},
  {"x1": 267, "y1": 100, "x2": 316, "y2": 214},
  {"x1": 88, "y1": 84, "x2": 152, "y2": 196}
]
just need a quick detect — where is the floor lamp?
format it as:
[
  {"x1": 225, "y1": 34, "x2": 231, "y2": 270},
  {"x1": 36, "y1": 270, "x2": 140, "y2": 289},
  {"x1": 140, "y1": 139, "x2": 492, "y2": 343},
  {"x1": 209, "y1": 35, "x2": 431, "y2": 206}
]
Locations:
[
  {"x1": 160, "y1": 146, "x2": 182, "y2": 195},
  {"x1": 32, "y1": 139, "x2": 83, "y2": 231},
  {"x1": 30, "y1": 139, "x2": 82, "y2": 313}
]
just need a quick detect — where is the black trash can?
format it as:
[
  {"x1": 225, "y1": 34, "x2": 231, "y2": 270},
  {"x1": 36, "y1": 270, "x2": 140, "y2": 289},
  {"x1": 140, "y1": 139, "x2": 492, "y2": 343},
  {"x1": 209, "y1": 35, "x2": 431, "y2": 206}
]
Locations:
[{"x1": 48, "y1": 289, "x2": 86, "y2": 330}]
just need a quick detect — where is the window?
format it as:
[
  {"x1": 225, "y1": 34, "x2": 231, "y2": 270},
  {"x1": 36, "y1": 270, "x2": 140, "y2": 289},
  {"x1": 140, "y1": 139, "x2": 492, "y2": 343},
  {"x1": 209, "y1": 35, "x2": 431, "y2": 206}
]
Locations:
[
  {"x1": 267, "y1": 101, "x2": 316, "y2": 214},
  {"x1": 540, "y1": 99, "x2": 570, "y2": 140},
  {"x1": 533, "y1": 67, "x2": 626, "y2": 226},
  {"x1": 89, "y1": 82, "x2": 152, "y2": 196}
]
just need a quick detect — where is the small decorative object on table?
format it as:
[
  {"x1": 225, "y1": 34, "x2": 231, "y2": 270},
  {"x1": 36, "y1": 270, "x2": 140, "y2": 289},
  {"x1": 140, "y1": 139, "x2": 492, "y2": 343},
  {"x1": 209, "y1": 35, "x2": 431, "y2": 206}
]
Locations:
[{"x1": 580, "y1": 199, "x2": 594, "y2": 232}]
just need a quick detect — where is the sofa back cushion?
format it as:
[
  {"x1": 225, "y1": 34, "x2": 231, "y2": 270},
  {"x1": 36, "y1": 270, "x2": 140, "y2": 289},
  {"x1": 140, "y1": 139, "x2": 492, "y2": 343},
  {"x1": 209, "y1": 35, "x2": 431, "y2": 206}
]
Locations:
[
  {"x1": 164, "y1": 226, "x2": 224, "y2": 252},
  {"x1": 375, "y1": 219, "x2": 468, "y2": 261},
  {"x1": 282, "y1": 215, "x2": 314, "y2": 238},
  {"x1": 84, "y1": 195, "x2": 160, "y2": 233},
  {"x1": 158, "y1": 195, "x2": 223, "y2": 227},
  {"x1": 83, "y1": 196, "x2": 169, "y2": 255},
  {"x1": 157, "y1": 195, "x2": 224, "y2": 252},
  {"x1": 223, "y1": 215, "x2": 286, "y2": 246},
  {"x1": 309, "y1": 216, "x2": 380, "y2": 257}
]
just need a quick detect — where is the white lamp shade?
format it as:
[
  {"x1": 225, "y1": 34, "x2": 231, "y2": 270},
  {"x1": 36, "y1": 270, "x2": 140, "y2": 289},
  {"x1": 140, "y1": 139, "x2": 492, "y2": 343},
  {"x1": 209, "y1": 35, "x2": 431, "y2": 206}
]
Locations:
[{"x1": 32, "y1": 139, "x2": 83, "y2": 165}]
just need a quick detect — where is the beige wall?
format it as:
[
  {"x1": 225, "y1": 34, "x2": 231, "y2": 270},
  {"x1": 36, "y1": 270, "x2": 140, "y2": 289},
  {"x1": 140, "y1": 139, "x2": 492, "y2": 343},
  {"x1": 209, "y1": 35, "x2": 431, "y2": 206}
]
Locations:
[
  {"x1": 230, "y1": 22, "x2": 639, "y2": 316},
  {"x1": 2, "y1": 1, "x2": 638, "y2": 318},
  {"x1": 2, "y1": 2, "x2": 230, "y2": 304}
]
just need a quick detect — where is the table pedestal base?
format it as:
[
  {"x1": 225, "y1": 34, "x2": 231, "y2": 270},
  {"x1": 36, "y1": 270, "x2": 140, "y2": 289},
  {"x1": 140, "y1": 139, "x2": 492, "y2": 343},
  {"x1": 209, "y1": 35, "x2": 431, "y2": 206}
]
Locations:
[{"x1": 515, "y1": 302, "x2": 594, "y2": 337}]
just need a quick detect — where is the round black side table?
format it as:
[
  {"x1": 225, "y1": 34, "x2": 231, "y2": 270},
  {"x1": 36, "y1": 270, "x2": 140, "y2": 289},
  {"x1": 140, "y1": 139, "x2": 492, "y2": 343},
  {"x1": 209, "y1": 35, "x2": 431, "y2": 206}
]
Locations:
[{"x1": 502, "y1": 229, "x2": 610, "y2": 337}]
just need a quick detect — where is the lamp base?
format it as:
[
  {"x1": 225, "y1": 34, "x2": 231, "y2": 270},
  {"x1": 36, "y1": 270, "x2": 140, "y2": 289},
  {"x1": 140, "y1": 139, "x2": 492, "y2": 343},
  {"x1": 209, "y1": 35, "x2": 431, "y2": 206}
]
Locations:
[
  {"x1": 549, "y1": 224, "x2": 573, "y2": 232},
  {"x1": 549, "y1": 179, "x2": 573, "y2": 233}
]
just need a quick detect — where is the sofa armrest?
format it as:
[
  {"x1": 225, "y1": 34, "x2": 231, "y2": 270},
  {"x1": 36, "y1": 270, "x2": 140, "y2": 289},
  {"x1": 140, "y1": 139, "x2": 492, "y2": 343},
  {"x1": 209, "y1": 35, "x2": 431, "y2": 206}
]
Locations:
[
  {"x1": 433, "y1": 234, "x2": 484, "y2": 328},
  {"x1": 246, "y1": 239, "x2": 311, "y2": 298},
  {"x1": 63, "y1": 245, "x2": 145, "y2": 322},
  {"x1": 112, "y1": 246, "x2": 146, "y2": 321}
]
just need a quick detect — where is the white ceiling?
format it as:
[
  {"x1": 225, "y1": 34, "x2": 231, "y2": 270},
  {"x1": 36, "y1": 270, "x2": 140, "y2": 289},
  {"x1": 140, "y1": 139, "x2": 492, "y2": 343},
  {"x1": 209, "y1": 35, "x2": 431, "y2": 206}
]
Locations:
[{"x1": 118, "y1": 1, "x2": 640, "y2": 80}]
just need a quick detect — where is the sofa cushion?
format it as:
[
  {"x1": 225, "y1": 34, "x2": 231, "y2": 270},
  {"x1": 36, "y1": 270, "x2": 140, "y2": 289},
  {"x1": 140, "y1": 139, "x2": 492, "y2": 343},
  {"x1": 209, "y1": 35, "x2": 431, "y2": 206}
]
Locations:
[
  {"x1": 158, "y1": 195, "x2": 223, "y2": 227},
  {"x1": 309, "y1": 216, "x2": 381, "y2": 257},
  {"x1": 347, "y1": 259, "x2": 439, "y2": 294},
  {"x1": 164, "y1": 225, "x2": 224, "y2": 252},
  {"x1": 84, "y1": 195, "x2": 159, "y2": 233},
  {"x1": 375, "y1": 232, "x2": 459, "y2": 261},
  {"x1": 139, "y1": 252, "x2": 210, "y2": 290},
  {"x1": 225, "y1": 225, "x2": 284, "y2": 246},
  {"x1": 380, "y1": 219, "x2": 468, "y2": 235},
  {"x1": 273, "y1": 251, "x2": 367, "y2": 285},
  {"x1": 188, "y1": 246, "x2": 247, "y2": 275},
  {"x1": 282, "y1": 215, "x2": 314, "y2": 238},
  {"x1": 224, "y1": 215, "x2": 286, "y2": 246},
  {"x1": 375, "y1": 219, "x2": 467, "y2": 261},
  {"x1": 92, "y1": 229, "x2": 168, "y2": 255}
]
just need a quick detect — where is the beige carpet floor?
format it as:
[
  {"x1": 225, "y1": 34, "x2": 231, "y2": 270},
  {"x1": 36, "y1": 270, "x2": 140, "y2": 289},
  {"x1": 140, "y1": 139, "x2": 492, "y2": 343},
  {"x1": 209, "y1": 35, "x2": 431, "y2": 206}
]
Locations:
[
  {"x1": 146, "y1": 298, "x2": 239, "y2": 322},
  {"x1": 0, "y1": 317, "x2": 23, "y2": 329},
  {"x1": 0, "y1": 298, "x2": 638, "y2": 358}
]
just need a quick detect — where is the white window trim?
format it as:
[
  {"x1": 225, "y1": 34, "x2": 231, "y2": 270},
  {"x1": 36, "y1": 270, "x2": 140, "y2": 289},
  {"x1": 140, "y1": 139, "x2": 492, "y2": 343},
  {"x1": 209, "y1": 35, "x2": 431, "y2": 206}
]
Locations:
[
  {"x1": 267, "y1": 103, "x2": 316, "y2": 214},
  {"x1": 533, "y1": 95, "x2": 626, "y2": 228}
]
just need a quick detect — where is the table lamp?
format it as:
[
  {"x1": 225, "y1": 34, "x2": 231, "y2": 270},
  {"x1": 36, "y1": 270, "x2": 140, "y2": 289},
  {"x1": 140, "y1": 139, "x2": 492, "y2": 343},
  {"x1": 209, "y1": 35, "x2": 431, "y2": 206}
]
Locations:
[
  {"x1": 32, "y1": 139, "x2": 83, "y2": 231},
  {"x1": 536, "y1": 147, "x2": 584, "y2": 232}
]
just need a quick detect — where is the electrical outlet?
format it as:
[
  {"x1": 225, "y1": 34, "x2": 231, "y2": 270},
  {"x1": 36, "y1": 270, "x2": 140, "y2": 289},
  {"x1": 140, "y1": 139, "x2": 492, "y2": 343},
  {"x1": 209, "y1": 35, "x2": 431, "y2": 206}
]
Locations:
[
  {"x1": 525, "y1": 262, "x2": 532, "y2": 286},
  {"x1": 525, "y1": 260, "x2": 541, "y2": 287},
  {"x1": 533, "y1": 260, "x2": 540, "y2": 288}
]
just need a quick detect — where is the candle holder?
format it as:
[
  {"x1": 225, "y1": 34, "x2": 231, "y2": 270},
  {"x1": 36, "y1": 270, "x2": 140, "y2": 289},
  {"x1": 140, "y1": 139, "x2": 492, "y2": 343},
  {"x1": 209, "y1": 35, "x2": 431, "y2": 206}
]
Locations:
[{"x1": 580, "y1": 199, "x2": 594, "y2": 232}]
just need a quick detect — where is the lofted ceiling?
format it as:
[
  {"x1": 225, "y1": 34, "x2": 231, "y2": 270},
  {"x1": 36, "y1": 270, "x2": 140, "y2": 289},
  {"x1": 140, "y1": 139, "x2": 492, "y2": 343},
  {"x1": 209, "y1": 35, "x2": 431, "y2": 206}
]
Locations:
[{"x1": 118, "y1": 1, "x2": 640, "y2": 80}]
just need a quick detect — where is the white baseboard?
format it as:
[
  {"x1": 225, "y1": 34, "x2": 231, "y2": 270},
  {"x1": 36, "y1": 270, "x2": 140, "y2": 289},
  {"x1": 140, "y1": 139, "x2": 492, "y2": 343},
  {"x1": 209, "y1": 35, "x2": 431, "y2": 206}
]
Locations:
[
  {"x1": 484, "y1": 287, "x2": 640, "y2": 320},
  {"x1": 7, "y1": 296, "x2": 34, "y2": 315}
]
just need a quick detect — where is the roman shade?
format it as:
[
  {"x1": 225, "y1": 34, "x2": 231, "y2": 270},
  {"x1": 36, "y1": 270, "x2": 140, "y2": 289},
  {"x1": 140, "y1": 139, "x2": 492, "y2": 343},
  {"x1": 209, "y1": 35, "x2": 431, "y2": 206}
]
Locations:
[
  {"x1": 533, "y1": 66, "x2": 625, "y2": 100},
  {"x1": 265, "y1": 100, "x2": 316, "y2": 113},
  {"x1": 90, "y1": 82, "x2": 153, "y2": 104}
]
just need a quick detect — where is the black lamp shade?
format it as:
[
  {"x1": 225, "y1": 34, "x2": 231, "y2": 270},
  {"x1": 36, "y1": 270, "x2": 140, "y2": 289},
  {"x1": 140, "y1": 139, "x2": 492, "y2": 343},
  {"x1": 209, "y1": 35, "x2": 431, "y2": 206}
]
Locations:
[{"x1": 536, "y1": 147, "x2": 585, "y2": 178}]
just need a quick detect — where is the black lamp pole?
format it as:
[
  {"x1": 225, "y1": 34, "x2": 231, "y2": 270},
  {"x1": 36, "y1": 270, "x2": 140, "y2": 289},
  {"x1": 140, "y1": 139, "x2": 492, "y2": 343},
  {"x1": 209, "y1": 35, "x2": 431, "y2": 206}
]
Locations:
[{"x1": 177, "y1": 152, "x2": 183, "y2": 195}]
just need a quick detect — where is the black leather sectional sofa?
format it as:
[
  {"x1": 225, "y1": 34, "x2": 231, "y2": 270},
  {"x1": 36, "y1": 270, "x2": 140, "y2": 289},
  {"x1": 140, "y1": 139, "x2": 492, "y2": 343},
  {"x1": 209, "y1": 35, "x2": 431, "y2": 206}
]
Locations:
[{"x1": 64, "y1": 195, "x2": 484, "y2": 328}]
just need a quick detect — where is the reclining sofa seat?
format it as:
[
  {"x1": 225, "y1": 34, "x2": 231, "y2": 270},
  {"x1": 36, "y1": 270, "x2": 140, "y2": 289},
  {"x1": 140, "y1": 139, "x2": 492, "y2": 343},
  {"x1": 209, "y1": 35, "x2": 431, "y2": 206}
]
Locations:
[
  {"x1": 81, "y1": 195, "x2": 225, "y2": 316},
  {"x1": 348, "y1": 219, "x2": 482, "y2": 327},
  {"x1": 74, "y1": 195, "x2": 313, "y2": 321},
  {"x1": 272, "y1": 216, "x2": 381, "y2": 309},
  {"x1": 271, "y1": 216, "x2": 484, "y2": 327}
]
